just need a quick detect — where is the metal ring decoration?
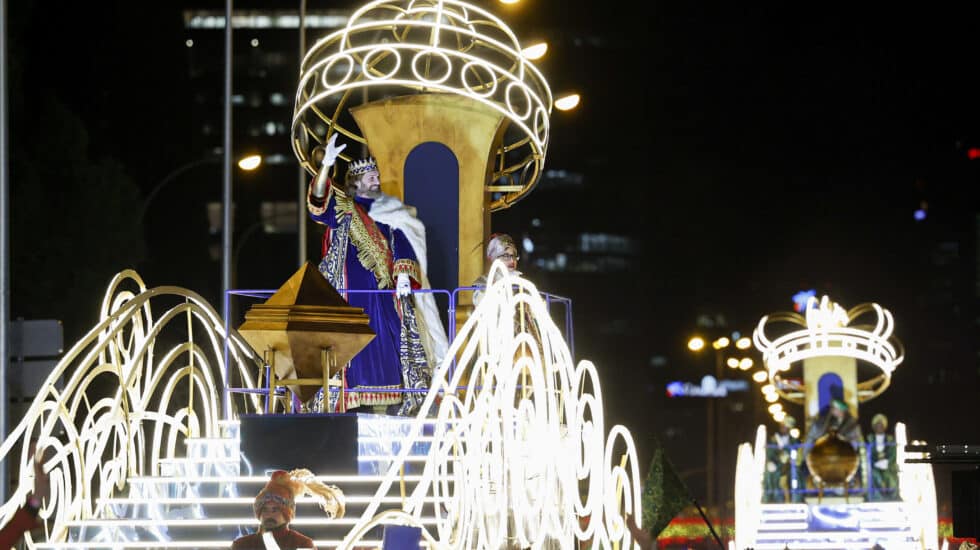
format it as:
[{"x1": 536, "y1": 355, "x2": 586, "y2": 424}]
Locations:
[{"x1": 291, "y1": 0, "x2": 553, "y2": 212}]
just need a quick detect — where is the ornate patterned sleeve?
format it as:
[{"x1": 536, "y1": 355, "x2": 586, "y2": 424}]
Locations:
[
  {"x1": 307, "y1": 177, "x2": 347, "y2": 227},
  {"x1": 391, "y1": 227, "x2": 421, "y2": 284}
]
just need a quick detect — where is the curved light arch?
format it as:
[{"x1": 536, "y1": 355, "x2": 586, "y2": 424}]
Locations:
[{"x1": 0, "y1": 270, "x2": 266, "y2": 546}]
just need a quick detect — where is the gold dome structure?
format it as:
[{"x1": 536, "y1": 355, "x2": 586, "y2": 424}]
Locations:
[{"x1": 292, "y1": 0, "x2": 552, "y2": 212}]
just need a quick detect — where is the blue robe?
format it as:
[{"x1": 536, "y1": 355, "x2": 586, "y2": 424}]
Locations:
[{"x1": 308, "y1": 183, "x2": 423, "y2": 410}]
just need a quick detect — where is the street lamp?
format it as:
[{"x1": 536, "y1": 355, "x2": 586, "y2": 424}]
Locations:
[
  {"x1": 138, "y1": 153, "x2": 261, "y2": 225},
  {"x1": 554, "y1": 93, "x2": 581, "y2": 111},
  {"x1": 521, "y1": 42, "x2": 548, "y2": 60},
  {"x1": 687, "y1": 331, "x2": 760, "y2": 513}
]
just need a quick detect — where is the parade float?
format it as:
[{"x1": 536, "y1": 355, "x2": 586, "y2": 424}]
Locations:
[
  {"x1": 0, "y1": 1, "x2": 647, "y2": 548},
  {"x1": 733, "y1": 295, "x2": 940, "y2": 550}
]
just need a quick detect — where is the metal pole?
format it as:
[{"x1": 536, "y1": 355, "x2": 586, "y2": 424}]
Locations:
[
  {"x1": 297, "y1": 0, "x2": 308, "y2": 267},
  {"x1": 138, "y1": 156, "x2": 221, "y2": 225},
  {"x1": 706, "y1": 353, "x2": 715, "y2": 511},
  {"x1": 222, "y1": 0, "x2": 234, "y2": 421},
  {"x1": 0, "y1": 0, "x2": 10, "y2": 499},
  {"x1": 706, "y1": 348, "x2": 723, "y2": 513}
]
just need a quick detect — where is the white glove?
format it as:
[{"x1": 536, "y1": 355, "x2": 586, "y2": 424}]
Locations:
[
  {"x1": 874, "y1": 459, "x2": 889, "y2": 470},
  {"x1": 396, "y1": 273, "x2": 411, "y2": 297},
  {"x1": 322, "y1": 133, "x2": 347, "y2": 168},
  {"x1": 312, "y1": 134, "x2": 348, "y2": 198}
]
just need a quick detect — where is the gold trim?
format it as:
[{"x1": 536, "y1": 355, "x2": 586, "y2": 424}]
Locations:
[
  {"x1": 333, "y1": 189, "x2": 393, "y2": 289},
  {"x1": 393, "y1": 259, "x2": 421, "y2": 281}
]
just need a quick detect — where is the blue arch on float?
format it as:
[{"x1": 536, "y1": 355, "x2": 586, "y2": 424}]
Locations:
[
  {"x1": 404, "y1": 142, "x2": 459, "y2": 319},
  {"x1": 816, "y1": 372, "x2": 845, "y2": 417}
]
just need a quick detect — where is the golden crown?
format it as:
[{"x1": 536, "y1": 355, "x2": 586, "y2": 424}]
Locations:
[{"x1": 347, "y1": 157, "x2": 378, "y2": 177}]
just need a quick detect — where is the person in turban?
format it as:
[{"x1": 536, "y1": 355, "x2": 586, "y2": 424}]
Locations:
[
  {"x1": 231, "y1": 469, "x2": 344, "y2": 550},
  {"x1": 866, "y1": 413, "x2": 899, "y2": 500}
]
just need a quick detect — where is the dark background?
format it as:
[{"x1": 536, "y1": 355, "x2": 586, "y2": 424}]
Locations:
[{"x1": 7, "y1": 0, "x2": 980, "y2": 521}]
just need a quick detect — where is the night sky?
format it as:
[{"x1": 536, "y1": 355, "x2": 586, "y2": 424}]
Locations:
[{"x1": 8, "y1": 0, "x2": 980, "y2": 513}]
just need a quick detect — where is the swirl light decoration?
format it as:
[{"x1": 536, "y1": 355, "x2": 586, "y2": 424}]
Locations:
[
  {"x1": 0, "y1": 270, "x2": 264, "y2": 548},
  {"x1": 895, "y1": 422, "x2": 938, "y2": 548},
  {"x1": 292, "y1": 0, "x2": 552, "y2": 211},
  {"x1": 752, "y1": 295, "x2": 905, "y2": 404},
  {"x1": 336, "y1": 260, "x2": 642, "y2": 550},
  {"x1": 734, "y1": 434, "x2": 763, "y2": 550}
]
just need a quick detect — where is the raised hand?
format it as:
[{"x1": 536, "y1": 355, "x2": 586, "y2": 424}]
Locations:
[{"x1": 322, "y1": 133, "x2": 347, "y2": 168}]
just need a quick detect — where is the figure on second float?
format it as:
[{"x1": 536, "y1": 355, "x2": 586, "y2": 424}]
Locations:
[
  {"x1": 866, "y1": 413, "x2": 899, "y2": 501},
  {"x1": 804, "y1": 398, "x2": 863, "y2": 451},
  {"x1": 764, "y1": 415, "x2": 803, "y2": 502},
  {"x1": 307, "y1": 134, "x2": 448, "y2": 416}
]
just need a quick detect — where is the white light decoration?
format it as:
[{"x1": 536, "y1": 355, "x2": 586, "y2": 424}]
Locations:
[
  {"x1": 291, "y1": 0, "x2": 553, "y2": 212},
  {"x1": 336, "y1": 260, "x2": 642, "y2": 550},
  {"x1": 0, "y1": 266, "x2": 642, "y2": 549},
  {"x1": 734, "y1": 427, "x2": 766, "y2": 550},
  {"x1": 895, "y1": 422, "x2": 938, "y2": 548},
  {"x1": 0, "y1": 270, "x2": 264, "y2": 547},
  {"x1": 752, "y1": 295, "x2": 905, "y2": 403}
]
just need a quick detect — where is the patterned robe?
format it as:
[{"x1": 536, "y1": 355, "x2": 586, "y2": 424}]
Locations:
[{"x1": 308, "y1": 181, "x2": 431, "y2": 414}]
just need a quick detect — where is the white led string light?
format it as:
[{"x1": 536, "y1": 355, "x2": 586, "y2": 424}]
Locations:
[
  {"x1": 336, "y1": 260, "x2": 642, "y2": 550},
  {"x1": 0, "y1": 270, "x2": 265, "y2": 547},
  {"x1": 1, "y1": 265, "x2": 642, "y2": 549},
  {"x1": 752, "y1": 295, "x2": 904, "y2": 404}
]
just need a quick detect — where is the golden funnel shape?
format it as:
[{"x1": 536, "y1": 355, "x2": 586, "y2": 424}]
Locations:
[{"x1": 238, "y1": 262, "x2": 375, "y2": 403}]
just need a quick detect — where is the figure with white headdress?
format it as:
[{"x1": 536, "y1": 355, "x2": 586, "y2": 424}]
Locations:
[{"x1": 866, "y1": 413, "x2": 899, "y2": 501}]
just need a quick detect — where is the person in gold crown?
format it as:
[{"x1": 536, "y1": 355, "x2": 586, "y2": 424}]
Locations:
[
  {"x1": 307, "y1": 134, "x2": 447, "y2": 416},
  {"x1": 231, "y1": 469, "x2": 344, "y2": 550}
]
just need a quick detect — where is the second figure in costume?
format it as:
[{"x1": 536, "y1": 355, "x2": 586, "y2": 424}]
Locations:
[
  {"x1": 307, "y1": 134, "x2": 447, "y2": 415},
  {"x1": 866, "y1": 413, "x2": 898, "y2": 501},
  {"x1": 764, "y1": 415, "x2": 803, "y2": 503}
]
